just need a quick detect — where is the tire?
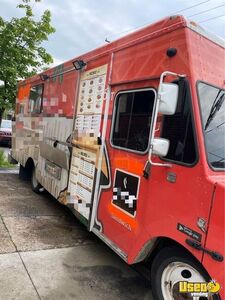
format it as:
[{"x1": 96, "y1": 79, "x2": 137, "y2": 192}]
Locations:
[
  {"x1": 31, "y1": 166, "x2": 43, "y2": 193},
  {"x1": 19, "y1": 164, "x2": 30, "y2": 181},
  {"x1": 151, "y1": 246, "x2": 220, "y2": 300}
]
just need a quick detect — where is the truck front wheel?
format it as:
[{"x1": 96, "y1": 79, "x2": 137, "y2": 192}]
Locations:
[{"x1": 151, "y1": 246, "x2": 219, "y2": 300}]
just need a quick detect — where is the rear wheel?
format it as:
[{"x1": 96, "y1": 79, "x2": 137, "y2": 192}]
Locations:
[
  {"x1": 151, "y1": 246, "x2": 219, "y2": 300},
  {"x1": 19, "y1": 164, "x2": 30, "y2": 180},
  {"x1": 31, "y1": 166, "x2": 43, "y2": 193}
]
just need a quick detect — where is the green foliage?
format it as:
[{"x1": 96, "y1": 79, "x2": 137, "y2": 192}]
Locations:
[
  {"x1": 0, "y1": 0, "x2": 55, "y2": 112},
  {"x1": 0, "y1": 150, "x2": 14, "y2": 168}
]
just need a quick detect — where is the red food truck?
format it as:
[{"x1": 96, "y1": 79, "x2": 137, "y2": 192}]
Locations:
[{"x1": 10, "y1": 15, "x2": 225, "y2": 299}]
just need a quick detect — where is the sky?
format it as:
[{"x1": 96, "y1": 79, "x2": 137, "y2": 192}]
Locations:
[{"x1": 0, "y1": 0, "x2": 225, "y2": 66}]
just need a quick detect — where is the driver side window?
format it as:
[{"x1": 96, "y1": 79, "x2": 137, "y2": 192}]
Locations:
[{"x1": 111, "y1": 89, "x2": 155, "y2": 153}]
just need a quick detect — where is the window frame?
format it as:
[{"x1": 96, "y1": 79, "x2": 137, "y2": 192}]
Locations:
[
  {"x1": 110, "y1": 87, "x2": 156, "y2": 155},
  {"x1": 160, "y1": 79, "x2": 199, "y2": 167},
  {"x1": 196, "y1": 80, "x2": 225, "y2": 172},
  {"x1": 29, "y1": 83, "x2": 44, "y2": 114}
]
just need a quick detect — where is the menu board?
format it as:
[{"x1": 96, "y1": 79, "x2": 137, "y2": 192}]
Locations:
[
  {"x1": 68, "y1": 64, "x2": 108, "y2": 221},
  {"x1": 69, "y1": 148, "x2": 96, "y2": 219},
  {"x1": 75, "y1": 64, "x2": 107, "y2": 133},
  {"x1": 75, "y1": 115, "x2": 101, "y2": 132}
]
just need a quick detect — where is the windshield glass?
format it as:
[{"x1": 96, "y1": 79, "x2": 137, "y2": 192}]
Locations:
[
  {"x1": 1, "y1": 120, "x2": 12, "y2": 129},
  {"x1": 198, "y1": 82, "x2": 225, "y2": 170}
]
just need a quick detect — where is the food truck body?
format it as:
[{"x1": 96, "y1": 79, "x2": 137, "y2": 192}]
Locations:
[{"x1": 11, "y1": 16, "x2": 225, "y2": 299}]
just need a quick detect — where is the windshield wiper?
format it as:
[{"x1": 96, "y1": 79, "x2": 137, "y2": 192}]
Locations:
[
  {"x1": 211, "y1": 160, "x2": 225, "y2": 168},
  {"x1": 204, "y1": 90, "x2": 225, "y2": 130}
]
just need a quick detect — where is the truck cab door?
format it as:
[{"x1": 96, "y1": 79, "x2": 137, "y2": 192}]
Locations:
[
  {"x1": 93, "y1": 86, "x2": 157, "y2": 253},
  {"x1": 94, "y1": 72, "x2": 182, "y2": 256}
]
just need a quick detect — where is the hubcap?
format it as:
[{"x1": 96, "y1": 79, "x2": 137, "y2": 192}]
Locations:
[{"x1": 161, "y1": 262, "x2": 207, "y2": 300}]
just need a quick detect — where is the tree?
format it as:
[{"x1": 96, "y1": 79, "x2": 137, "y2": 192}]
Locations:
[{"x1": 0, "y1": 0, "x2": 55, "y2": 123}]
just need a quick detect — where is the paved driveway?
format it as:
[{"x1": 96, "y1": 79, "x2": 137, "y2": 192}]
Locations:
[{"x1": 0, "y1": 173, "x2": 153, "y2": 300}]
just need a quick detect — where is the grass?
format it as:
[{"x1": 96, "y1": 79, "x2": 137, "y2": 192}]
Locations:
[{"x1": 0, "y1": 149, "x2": 15, "y2": 168}]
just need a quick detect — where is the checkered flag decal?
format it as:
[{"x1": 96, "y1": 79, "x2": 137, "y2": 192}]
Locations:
[
  {"x1": 113, "y1": 187, "x2": 137, "y2": 209},
  {"x1": 112, "y1": 170, "x2": 139, "y2": 216}
]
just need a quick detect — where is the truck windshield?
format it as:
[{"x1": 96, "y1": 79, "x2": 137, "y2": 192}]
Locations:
[{"x1": 198, "y1": 82, "x2": 225, "y2": 170}]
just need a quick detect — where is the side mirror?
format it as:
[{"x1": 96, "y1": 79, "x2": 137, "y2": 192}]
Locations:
[
  {"x1": 152, "y1": 138, "x2": 170, "y2": 157},
  {"x1": 158, "y1": 83, "x2": 179, "y2": 115}
]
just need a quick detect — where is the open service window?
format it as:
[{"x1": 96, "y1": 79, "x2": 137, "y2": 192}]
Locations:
[
  {"x1": 111, "y1": 89, "x2": 156, "y2": 153},
  {"x1": 29, "y1": 84, "x2": 44, "y2": 114}
]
